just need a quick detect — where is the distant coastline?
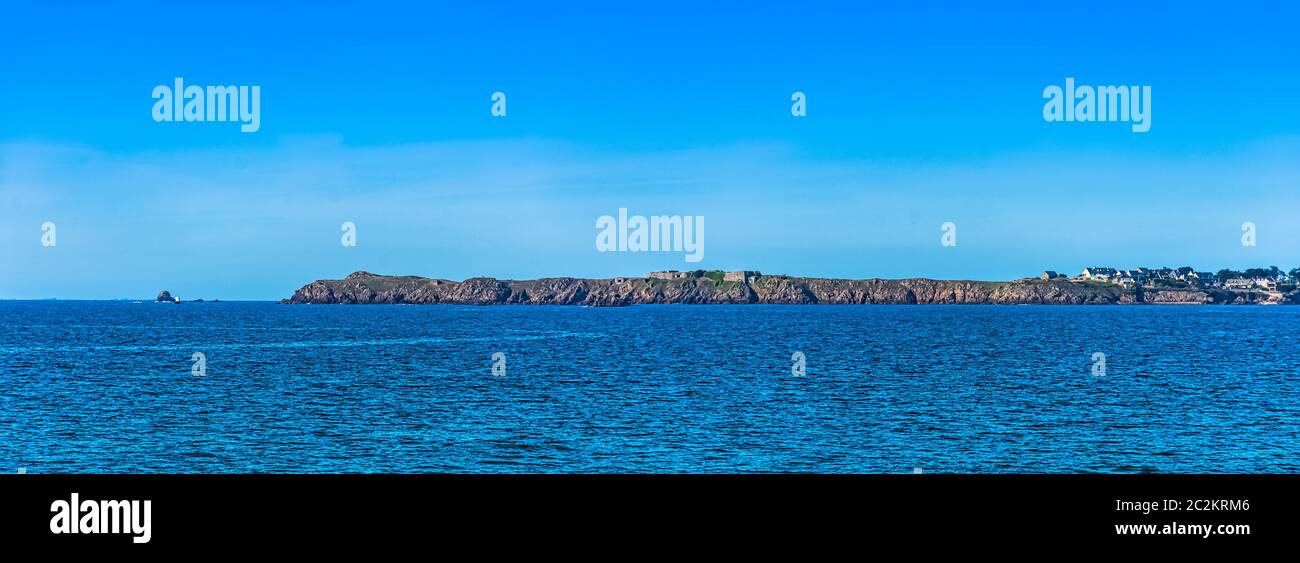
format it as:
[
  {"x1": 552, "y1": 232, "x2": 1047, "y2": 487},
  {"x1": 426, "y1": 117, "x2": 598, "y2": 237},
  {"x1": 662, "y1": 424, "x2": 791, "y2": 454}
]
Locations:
[{"x1": 283, "y1": 269, "x2": 1300, "y2": 306}]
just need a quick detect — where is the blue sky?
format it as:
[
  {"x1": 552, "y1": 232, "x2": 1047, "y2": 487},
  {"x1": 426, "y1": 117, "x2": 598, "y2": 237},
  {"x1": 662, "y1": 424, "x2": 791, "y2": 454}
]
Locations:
[{"x1": 2, "y1": 1, "x2": 1298, "y2": 299}]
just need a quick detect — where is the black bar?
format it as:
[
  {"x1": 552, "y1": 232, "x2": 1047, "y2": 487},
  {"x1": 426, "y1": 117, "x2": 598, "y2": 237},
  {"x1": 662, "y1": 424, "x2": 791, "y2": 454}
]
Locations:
[{"x1": 0, "y1": 474, "x2": 1285, "y2": 550}]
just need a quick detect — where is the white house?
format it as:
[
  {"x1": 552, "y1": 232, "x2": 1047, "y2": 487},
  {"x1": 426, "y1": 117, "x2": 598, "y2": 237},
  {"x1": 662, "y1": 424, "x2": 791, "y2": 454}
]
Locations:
[
  {"x1": 1080, "y1": 267, "x2": 1118, "y2": 282},
  {"x1": 1223, "y1": 277, "x2": 1249, "y2": 289}
]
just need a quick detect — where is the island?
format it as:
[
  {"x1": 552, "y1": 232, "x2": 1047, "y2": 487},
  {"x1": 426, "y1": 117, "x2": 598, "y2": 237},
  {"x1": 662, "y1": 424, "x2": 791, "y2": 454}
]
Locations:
[
  {"x1": 283, "y1": 268, "x2": 1300, "y2": 306},
  {"x1": 153, "y1": 290, "x2": 221, "y2": 303}
]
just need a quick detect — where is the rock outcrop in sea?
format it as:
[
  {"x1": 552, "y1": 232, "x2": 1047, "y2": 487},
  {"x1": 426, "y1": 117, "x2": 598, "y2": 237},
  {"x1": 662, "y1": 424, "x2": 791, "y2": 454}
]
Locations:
[{"x1": 283, "y1": 271, "x2": 1298, "y2": 306}]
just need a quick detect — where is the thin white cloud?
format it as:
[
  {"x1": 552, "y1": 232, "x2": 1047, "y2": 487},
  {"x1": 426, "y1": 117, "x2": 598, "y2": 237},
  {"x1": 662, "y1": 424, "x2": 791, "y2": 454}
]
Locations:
[{"x1": 1, "y1": 136, "x2": 1297, "y2": 299}]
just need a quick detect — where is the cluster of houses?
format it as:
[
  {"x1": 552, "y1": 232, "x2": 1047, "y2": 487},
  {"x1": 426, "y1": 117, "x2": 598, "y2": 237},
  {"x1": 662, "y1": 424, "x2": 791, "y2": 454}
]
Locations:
[{"x1": 1040, "y1": 267, "x2": 1295, "y2": 292}]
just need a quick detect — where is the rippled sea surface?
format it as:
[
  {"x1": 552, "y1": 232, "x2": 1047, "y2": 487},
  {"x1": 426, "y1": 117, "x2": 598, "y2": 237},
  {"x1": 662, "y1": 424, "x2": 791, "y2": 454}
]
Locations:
[{"x1": 1, "y1": 301, "x2": 1297, "y2": 473}]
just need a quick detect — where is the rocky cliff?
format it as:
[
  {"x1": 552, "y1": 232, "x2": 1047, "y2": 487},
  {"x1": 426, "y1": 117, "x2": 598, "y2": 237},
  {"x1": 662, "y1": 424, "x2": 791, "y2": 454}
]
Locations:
[{"x1": 283, "y1": 271, "x2": 1298, "y2": 306}]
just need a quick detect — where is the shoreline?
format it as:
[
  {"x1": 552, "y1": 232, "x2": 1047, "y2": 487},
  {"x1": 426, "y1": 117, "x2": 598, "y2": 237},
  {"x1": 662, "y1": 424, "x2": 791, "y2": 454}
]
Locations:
[{"x1": 283, "y1": 271, "x2": 1299, "y2": 307}]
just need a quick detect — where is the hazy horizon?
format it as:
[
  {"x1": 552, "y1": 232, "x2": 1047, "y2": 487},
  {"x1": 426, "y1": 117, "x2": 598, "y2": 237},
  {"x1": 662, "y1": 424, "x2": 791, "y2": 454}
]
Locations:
[{"x1": 3, "y1": 2, "x2": 1298, "y2": 300}]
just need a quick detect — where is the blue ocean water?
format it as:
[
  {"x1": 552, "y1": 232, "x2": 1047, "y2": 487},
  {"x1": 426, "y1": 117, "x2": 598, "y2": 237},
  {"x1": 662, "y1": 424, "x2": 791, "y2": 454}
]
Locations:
[{"x1": 1, "y1": 301, "x2": 1296, "y2": 473}]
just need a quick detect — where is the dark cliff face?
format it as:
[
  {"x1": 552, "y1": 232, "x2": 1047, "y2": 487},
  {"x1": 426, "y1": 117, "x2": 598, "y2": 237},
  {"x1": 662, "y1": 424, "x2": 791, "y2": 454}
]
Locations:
[{"x1": 284, "y1": 272, "x2": 1294, "y2": 306}]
